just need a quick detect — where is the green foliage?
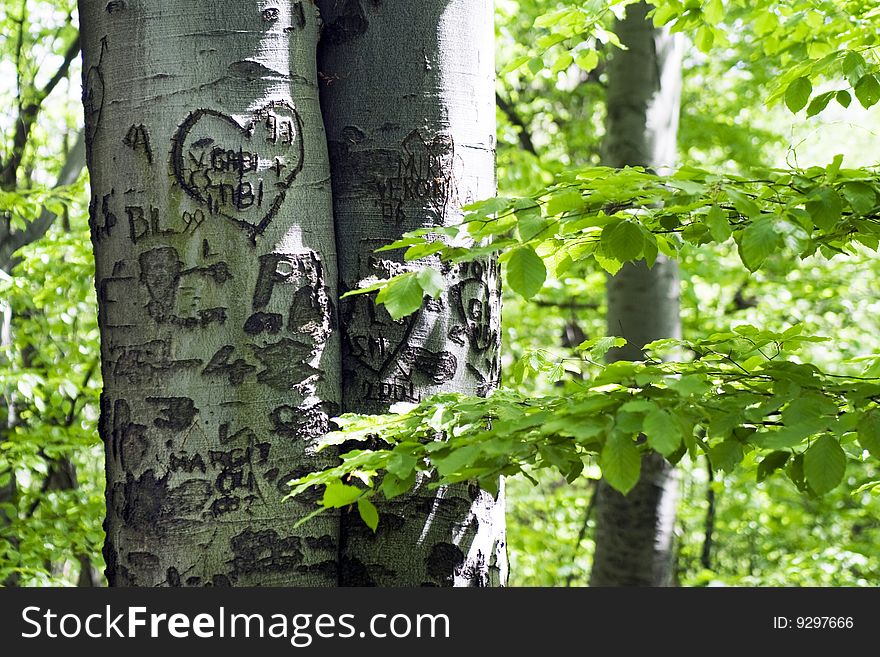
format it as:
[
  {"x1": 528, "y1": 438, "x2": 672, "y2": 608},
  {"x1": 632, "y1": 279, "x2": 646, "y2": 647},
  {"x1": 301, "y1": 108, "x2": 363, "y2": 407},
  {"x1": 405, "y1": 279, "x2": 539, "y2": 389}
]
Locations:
[
  {"x1": 0, "y1": 222, "x2": 104, "y2": 586},
  {"x1": 287, "y1": 326, "x2": 880, "y2": 523},
  {"x1": 357, "y1": 159, "x2": 880, "y2": 307}
]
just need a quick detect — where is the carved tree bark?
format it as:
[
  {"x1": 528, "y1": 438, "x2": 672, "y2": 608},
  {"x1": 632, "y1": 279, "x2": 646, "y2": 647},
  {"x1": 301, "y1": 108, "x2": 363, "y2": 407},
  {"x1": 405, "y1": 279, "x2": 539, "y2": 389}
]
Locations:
[
  {"x1": 589, "y1": 1, "x2": 683, "y2": 587},
  {"x1": 78, "y1": 0, "x2": 341, "y2": 586},
  {"x1": 317, "y1": 0, "x2": 507, "y2": 586}
]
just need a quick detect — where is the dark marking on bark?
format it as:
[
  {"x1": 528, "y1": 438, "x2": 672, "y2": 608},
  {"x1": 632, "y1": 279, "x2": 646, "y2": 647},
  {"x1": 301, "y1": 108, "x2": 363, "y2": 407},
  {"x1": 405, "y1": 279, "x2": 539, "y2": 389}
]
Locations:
[
  {"x1": 146, "y1": 396, "x2": 198, "y2": 431},
  {"x1": 270, "y1": 402, "x2": 333, "y2": 439},
  {"x1": 83, "y1": 38, "x2": 107, "y2": 166},
  {"x1": 210, "y1": 496, "x2": 239, "y2": 517},
  {"x1": 127, "y1": 551, "x2": 159, "y2": 571},
  {"x1": 244, "y1": 311, "x2": 283, "y2": 335},
  {"x1": 218, "y1": 422, "x2": 257, "y2": 444},
  {"x1": 261, "y1": 7, "x2": 279, "y2": 22},
  {"x1": 399, "y1": 346, "x2": 457, "y2": 384},
  {"x1": 252, "y1": 252, "x2": 329, "y2": 344},
  {"x1": 127, "y1": 205, "x2": 206, "y2": 243},
  {"x1": 228, "y1": 529, "x2": 303, "y2": 575},
  {"x1": 251, "y1": 337, "x2": 318, "y2": 390},
  {"x1": 426, "y1": 542, "x2": 465, "y2": 586},
  {"x1": 123, "y1": 124, "x2": 153, "y2": 164},
  {"x1": 137, "y1": 247, "x2": 229, "y2": 328},
  {"x1": 105, "y1": 0, "x2": 126, "y2": 13},
  {"x1": 170, "y1": 103, "x2": 304, "y2": 242},
  {"x1": 298, "y1": 560, "x2": 338, "y2": 578},
  {"x1": 119, "y1": 469, "x2": 170, "y2": 532},
  {"x1": 102, "y1": 396, "x2": 148, "y2": 470},
  {"x1": 89, "y1": 192, "x2": 117, "y2": 242},
  {"x1": 377, "y1": 130, "x2": 457, "y2": 225},
  {"x1": 228, "y1": 60, "x2": 285, "y2": 81},
  {"x1": 292, "y1": 2, "x2": 306, "y2": 29},
  {"x1": 202, "y1": 345, "x2": 256, "y2": 385},
  {"x1": 167, "y1": 566, "x2": 181, "y2": 587},
  {"x1": 322, "y1": 0, "x2": 369, "y2": 44},
  {"x1": 306, "y1": 535, "x2": 336, "y2": 551},
  {"x1": 170, "y1": 451, "x2": 207, "y2": 474},
  {"x1": 459, "y1": 550, "x2": 488, "y2": 587},
  {"x1": 211, "y1": 574, "x2": 232, "y2": 587},
  {"x1": 108, "y1": 338, "x2": 202, "y2": 384},
  {"x1": 341, "y1": 125, "x2": 366, "y2": 144},
  {"x1": 138, "y1": 246, "x2": 181, "y2": 320}
]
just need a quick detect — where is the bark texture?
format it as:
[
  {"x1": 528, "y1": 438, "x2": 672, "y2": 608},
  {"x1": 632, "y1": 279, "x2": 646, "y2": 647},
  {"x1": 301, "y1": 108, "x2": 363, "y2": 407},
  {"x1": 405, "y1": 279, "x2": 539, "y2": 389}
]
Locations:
[
  {"x1": 590, "y1": 1, "x2": 683, "y2": 587},
  {"x1": 317, "y1": 0, "x2": 506, "y2": 586},
  {"x1": 79, "y1": 0, "x2": 341, "y2": 586}
]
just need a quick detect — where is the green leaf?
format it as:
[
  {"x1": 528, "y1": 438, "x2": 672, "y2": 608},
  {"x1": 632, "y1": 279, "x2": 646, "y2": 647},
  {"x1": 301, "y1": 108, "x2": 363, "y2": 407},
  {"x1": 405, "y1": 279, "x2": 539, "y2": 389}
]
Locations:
[
  {"x1": 803, "y1": 435, "x2": 847, "y2": 495},
  {"x1": 516, "y1": 204, "x2": 549, "y2": 241},
  {"x1": 601, "y1": 219, "x2": 644, "y2": 262},
  {"x1": 703, "y1": 0, "x2": 724, "y2": 24},
  {"x1": 726, "y1": 188, "x2": 760, "y2": 217},
  {"x1": 576, "y1": 335, "x2": 626, "y2": 361},
  {"x1": 806, "y1": 91, "x2": 834, "y2": 117},
  {"x1": 757, "y1": 451, "x2": 791, "y2": 483},
  {"x1": 376, "y1": 273, "x2": 424, "y2": 320},
  {"x1": 705, "y1": 205, "x2": 731, "y2": 242},
  {"x1": 322, "y1": 481, "x2": 362, "y2": 508},
  {"x1": 784, "y1": 76, "x2": 812, "y2": 113},
  {"x1": 416, "y1": 267, "x2": 445, "y2": 299},
  {"x1": 841, "y1": 182, "x2": 876, "y2": 215},
  {"x1": 842, "y1": 51, "x2": 867, "y2": 87},
  {"x1": 736, "y1": 217, "x2": 778, "y2": 272},
  {"x1": 854, "y1": 74, "x2": 880, "y2": 109},
  {"x1": 643, "y1": 408, "x2": 681, "y2": 457},
  {"x1": 600, "y1": 433, "x2": 641, "y2": 495},
  {"x1": 857, "y1": 410, "x2": 880, "y2": 458},
  {"x1": 545, "y1": 188, "x2": 582, "y2": 216},
  {"x1": 836, "y1": 89, "x2": 852, "y2": 108},
  {"x1": 507, "y1": 246, "x2": 547, "y2": 299},
  {"x1": 574, "y1": 48, "x2": 599, "y2": 72},
  {"x1": 805, "y1": 187, "x2": 842, "y2": 230},
  {"x1": 695, "y1": 25, "x2": 714, "y2": 53},
  {"x1": 709, "y1": 440, "x2": 743, "y2": 473},
  {"x1": 499, "y1": 55, "x2": 530, "y2": 75},
  {"x1": 357, "y1": 497, "x2": 379, "y2": 532}
]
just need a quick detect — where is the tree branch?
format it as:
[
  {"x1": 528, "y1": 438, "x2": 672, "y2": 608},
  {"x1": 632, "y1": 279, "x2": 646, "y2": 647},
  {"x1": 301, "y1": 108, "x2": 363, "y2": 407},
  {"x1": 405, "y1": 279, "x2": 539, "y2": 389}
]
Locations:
[
  {"x1": 0, "y1": 130, "x2": 85, "y2": 273},
  {"x1": 700, "y1": 456, "x2": 716, "y2": 571},
  {"x1": 0, "y1": 33, "x2": 81, "y2": 189},
  {"x1": 496, "y1": 90, "x2": 538, "y2": 157}
]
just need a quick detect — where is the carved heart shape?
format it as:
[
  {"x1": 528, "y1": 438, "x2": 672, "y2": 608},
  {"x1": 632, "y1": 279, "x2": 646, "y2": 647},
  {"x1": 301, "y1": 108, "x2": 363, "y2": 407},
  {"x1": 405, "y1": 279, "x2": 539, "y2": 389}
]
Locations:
[{"x1": 171, "y1": 102, "x2": 304, "y2": 241}]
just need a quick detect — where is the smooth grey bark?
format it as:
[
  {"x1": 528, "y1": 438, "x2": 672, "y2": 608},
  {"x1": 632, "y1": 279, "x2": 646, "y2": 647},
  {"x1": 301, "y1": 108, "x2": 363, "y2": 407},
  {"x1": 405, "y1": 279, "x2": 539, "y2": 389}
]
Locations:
[
  {"x1": 590, "y1": 1, "x2": 683, "y2": 587},
  {"x1": 317, "y1": 0, "x2": 506, "y2": 586},
  {"x1": 79, "y1": 0, "x2": 340, "y2": 586}
]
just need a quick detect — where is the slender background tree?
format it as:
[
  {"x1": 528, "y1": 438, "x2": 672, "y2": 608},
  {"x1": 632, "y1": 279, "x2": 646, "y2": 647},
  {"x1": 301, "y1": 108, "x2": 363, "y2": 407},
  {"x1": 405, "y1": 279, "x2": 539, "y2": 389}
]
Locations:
[{"x1": 589, "y1": 1, "x2": 683, "y2": 587}]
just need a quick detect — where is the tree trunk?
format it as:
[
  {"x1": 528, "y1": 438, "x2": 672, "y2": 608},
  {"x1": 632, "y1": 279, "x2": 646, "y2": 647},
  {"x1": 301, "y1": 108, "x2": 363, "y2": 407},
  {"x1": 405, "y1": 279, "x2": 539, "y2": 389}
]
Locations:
[
  {"x1": 78, "y1": 0, "x2": 341, "y2": 586},
  {"x1": 589, "y1": 1, "x2": 683, "y2": 587},
  {"x1": 317, "y1": 0, "x2": 506, "y2": 586}
]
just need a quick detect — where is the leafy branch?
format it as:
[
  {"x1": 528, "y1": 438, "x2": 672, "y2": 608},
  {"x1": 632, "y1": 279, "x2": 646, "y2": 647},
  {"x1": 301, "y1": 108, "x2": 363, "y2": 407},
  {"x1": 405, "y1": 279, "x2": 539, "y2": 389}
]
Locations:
[{"x1": 288, "y1": 325, "x2": 880, "y2": 529}]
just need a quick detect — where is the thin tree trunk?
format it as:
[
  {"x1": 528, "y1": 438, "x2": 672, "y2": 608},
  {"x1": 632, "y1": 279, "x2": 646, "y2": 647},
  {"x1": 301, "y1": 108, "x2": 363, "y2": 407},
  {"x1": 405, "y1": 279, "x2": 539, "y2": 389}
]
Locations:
[
  {"x1": 589, "y1": 1, "x2": 683, "y2": 587},
  {"x1": 317, "y1": 0, "x2": 506, "y2": 586},
  {"x1": 79, "y1": 0, "x2": 341, "y2": 586}
]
